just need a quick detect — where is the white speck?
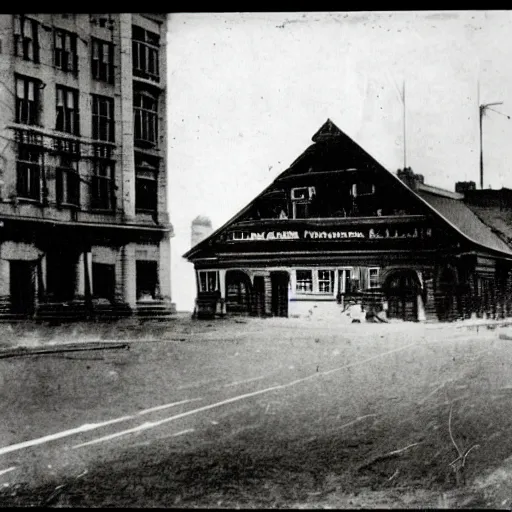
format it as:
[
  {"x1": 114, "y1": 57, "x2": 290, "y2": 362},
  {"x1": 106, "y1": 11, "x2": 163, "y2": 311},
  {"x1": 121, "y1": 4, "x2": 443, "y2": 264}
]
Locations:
[
  {"x1": 289, "y1": 365, "x2": 294, "y2": 369},
  {"x1": 211, "y1": 421, "x2": 219, "y2": 425},
  {"x1": 48, "y1": 464, "x2": 52, "y2": 468},
  {"x1": 2, "y1": 483, "x2": 8, "y2": 487}
]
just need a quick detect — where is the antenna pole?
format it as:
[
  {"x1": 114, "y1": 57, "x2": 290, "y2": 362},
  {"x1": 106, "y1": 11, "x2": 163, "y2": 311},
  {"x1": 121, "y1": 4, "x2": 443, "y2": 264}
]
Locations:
[{"x1": 403, "y1": 80, "x2": 407, "y2": 169}]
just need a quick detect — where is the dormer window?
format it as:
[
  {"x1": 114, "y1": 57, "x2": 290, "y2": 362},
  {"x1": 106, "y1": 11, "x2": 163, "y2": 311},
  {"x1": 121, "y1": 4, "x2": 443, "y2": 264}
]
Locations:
[
  {"x1": 291, "y1": 186, "x2": 315, "y2": 219},
  {"x1": 351, "y1": 182, "x2": 375, "y2": 197}
]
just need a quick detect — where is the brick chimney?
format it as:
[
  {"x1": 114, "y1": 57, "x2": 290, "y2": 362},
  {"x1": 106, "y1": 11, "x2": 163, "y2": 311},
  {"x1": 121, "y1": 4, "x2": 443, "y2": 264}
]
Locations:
[
  {"x1": 455, "y1": 181, "x2": 476, "y2": 194},
  {"x1": 397, "y1": 167, "x2": 424, "y2": 191}
]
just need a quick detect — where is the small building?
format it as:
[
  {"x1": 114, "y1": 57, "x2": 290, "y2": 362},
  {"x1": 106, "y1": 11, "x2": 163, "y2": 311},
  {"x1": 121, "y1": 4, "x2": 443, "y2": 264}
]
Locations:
[{"x1": 183, "y1": 119, "x2": 512, "y2": 322}]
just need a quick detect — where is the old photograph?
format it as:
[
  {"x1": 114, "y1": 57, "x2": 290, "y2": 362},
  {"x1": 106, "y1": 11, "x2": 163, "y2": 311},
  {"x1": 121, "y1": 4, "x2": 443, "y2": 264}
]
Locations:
[{"x1": 0, "y1": 10, "x2": 512, "y2": 508}]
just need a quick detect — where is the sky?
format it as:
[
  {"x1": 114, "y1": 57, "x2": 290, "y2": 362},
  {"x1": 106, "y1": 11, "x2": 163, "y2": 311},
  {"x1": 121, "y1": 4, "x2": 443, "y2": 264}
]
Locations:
[{"x1": 167, "y1": 10, "x2": 512, "y2": 311}]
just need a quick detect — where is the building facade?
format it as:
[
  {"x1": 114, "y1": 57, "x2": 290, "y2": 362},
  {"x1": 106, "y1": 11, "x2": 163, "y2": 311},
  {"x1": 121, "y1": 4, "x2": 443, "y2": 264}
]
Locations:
[
  {"x1": 184, "y1": 119, "x2": 512, "y2": 322},
  {"x1": 0, "y1": 13, "x2": 174, "y2": 320}
]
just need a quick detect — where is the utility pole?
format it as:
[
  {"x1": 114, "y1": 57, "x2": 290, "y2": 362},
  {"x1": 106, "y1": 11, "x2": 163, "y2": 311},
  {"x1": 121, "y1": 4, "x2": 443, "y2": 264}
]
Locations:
[{"x1": 479, "y1": 101, "x2": 506, "y2": 189}]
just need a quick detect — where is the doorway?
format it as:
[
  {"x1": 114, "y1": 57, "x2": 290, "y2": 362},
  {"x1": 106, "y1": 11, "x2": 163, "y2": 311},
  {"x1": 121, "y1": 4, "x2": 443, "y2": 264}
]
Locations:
[
  {"x1": 10, "y1": 260, "x2": 36, "y2": 315},
  {"x1": 270, "y1": 271, "x2": 289, "y2": 317},
  {"x1": 384, "y1": 270, "x2": 420, "y2": 321},
  {"x1": 225, "y1": 270, "x2": 252, "y2": 315}
]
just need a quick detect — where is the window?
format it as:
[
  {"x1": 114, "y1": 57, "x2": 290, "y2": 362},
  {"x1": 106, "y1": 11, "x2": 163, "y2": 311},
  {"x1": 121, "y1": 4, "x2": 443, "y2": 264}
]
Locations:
[
  {"x1": 13, "y1": 15, "x2": 39, "y2": 63},
  {"x1": 15, "y1": 75, "x2": 40, "y2": 125},
  {"x1": 318, "y1": 270, "x2": 334, "y2": 293},
  {"x1": 92, "y1": 95, "x2": 114, "y2": 142},
  {"x1": 352, "y1": 182, "x2": 375, "y2": 197},
  {"x1": 91, "y1": 38, "x2": 114, "y2": 84},
  {"x1": 136, "y1": 260, "x2": 158, "y2": 300},
  {"x1": 368, "y1": 267, "x2": 380, "y2": 289},
  {"x1": 291, "y1": 186, "x2": 315, "y2": 219},
  {"x1": 296, "y1": 270, "x2": 313, "y2": 293},
  {"x1": 132, "y1": 25, "x2": 160, "y2": 81},
  {"x1": 199, "y1": 271, "x2": 218, "y2": 292},
  {"x1": 56, "y1": 156, "x2": 80, "y2": 206},
  {"x1": 54, "y1": 29, "x2": 78, "y2": 73},
  {"x1": 90, "y1": 14, "x2": 112, "y2": 29},
  {"x1": 134, "y1": 91, "x2": 158, "y2": 146},
  {"x1": 56, "y1": 86, "x2": 79, "y2": 135},
  {"x1": 91, "y1": 159, "x2": 115, "y2": 210},
  {"x1": 338, "y1": 269, "x2": 352, "y2": 294},
  {"x1": 16, "y1": 145, "x2": 42, "y2": 200},
  {"x1": 135, "y1": 156, "x2": 158, "y2": 212}
]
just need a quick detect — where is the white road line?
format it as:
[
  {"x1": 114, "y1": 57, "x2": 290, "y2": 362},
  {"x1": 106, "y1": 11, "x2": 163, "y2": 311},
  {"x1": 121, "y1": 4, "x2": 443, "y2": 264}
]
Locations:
[
  {"x1": 1, "y1": 343, "x2": 418, "y2": 457},
  {"x1": 67, "y1": 342, "x2": 418, "y2": 451},
  {"x1": 137, "y1": 398, "x2": 202, "y2": 415},
  {"x1": 0, "y1": 398, "x2": 201, "y2": 457},
  {"x1": 74, "y1": 428, "x2": 195, "y2": 449},
  {"x1": 0, "y1": 466, "x2": 16, "y2": 477}
]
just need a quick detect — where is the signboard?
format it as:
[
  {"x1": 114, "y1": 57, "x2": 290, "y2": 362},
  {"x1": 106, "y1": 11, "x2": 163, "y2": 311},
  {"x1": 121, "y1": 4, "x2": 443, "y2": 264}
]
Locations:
[{"x1": 230, "y1": 226, "x2": 433, "y2": 242}]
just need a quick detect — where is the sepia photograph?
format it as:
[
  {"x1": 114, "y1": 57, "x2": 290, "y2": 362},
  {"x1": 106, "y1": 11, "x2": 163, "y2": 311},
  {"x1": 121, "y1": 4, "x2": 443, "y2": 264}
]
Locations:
[{"x1": 1, "y1": 10, "x2": 512, "y2": 508}]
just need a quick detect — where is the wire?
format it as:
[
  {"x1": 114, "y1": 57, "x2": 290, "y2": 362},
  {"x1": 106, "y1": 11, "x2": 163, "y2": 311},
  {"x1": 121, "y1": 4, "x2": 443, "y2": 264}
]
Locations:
[{"x1": 486, "y1": 107, "x2": 511, "y2": 120}]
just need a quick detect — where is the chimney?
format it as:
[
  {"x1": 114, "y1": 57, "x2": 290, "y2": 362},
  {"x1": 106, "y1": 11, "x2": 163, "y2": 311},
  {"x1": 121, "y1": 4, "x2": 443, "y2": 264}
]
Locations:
[
  {"x1": 397, "y1": 167, "x2": 423, "y2": 191},
  {"x1": 191, "y1": 215, "x2": 213, "y2": 248},
  {"x1": 455, "y1": 181, "x2": 476, "y2": 194}
]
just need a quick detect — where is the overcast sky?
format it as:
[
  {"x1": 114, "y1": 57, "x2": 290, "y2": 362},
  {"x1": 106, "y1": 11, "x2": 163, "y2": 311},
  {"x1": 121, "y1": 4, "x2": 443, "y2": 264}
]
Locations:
[{"x1": 167, "y1": 10, "x2": 512, "y2": 311}]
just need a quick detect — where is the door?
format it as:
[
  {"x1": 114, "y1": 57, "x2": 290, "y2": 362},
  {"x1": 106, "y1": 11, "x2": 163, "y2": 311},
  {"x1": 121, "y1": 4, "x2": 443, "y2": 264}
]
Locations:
[
  {"x1": 271, "y1": 271, "x2": 289, "y2": 317},
  {"x1": 10, "y1": 261, "x2": 36, "y2": 315},
  {"x1": 252, "y1": 276, "x2": 265, "y2": 317},
  {"x1": 385, "y1": 271, "x2": 419, "y2": 321}
]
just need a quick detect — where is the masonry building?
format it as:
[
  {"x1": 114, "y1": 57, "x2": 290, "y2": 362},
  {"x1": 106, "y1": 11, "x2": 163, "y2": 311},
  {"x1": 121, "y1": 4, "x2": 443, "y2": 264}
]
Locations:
[
  {"x1": 0, "y1": 13, "x2": 174, "y2": 320},
  {"x1": 184, "y1": 119, "x2": 512, "y2": 322}
]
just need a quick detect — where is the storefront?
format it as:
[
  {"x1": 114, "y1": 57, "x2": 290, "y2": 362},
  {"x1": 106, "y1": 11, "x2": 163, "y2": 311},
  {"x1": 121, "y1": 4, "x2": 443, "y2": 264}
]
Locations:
[{"x1": 184, "y1": 119, "x2": 512, "y2": 322}]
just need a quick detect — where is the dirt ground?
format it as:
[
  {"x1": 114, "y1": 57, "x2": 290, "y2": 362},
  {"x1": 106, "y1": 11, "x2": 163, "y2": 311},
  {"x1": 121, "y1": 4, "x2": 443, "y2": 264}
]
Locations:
[{"x1": 1, "y1": 316, "x2": 512, "y2": 508}]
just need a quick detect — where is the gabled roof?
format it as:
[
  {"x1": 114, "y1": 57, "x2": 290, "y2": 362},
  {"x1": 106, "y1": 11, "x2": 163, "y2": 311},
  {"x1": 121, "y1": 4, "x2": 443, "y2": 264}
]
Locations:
[
  {"x1": 416, "y1": 189, "x2": 512, "y2": 256},
  {"x1": 183, "y1": 119, "x2": 512, "y2": 261}
]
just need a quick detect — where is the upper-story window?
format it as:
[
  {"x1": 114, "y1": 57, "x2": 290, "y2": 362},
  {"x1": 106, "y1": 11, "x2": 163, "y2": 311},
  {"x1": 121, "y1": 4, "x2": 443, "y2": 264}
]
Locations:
[
  {"x1": 135, "y1": 154, "x2": 158, "y2": 213},
  {"x1": 91, "y1": 95, "x2": 115, "y2": 142},
  {"x1": 89, "y1": 14, "x2": 113, "y2": 29},
  {"x1": 291, "y1": 186, "x2": 315, "y2": 219},
  {"x1": 91, "y1": 38, "x2": 115, "y2": 84},
  {"x1": 15, "y1": 75, "x2": 41, "y2": 126},
  {"x1": 133, "y1": 91, "x2": 158, "y2": 147},
  {"x1": 13, "y1": 15, "x2": 40, "y2": 63},
  {"x1": 132, "y1": 25, "x2": 160, "y2": 82},
  {"x1": 351, "y1": 182, "x2": 375, "y2": 197},
  {"x1": 54, "y1": 29, "x2": 78, "y2": 74},
  {"x1": 56, "y1": 155, "x2": 80, "y2": 207},
  {"x1": 56, "y1": 85, "x2": 80, "y2": 135},
  {"x1": 16, "y1": 144, "x2": 42, "y2": 201}
]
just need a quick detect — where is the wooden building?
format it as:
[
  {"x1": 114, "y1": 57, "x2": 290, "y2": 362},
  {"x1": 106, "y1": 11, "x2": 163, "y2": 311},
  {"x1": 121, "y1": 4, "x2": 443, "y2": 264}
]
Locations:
[{"x1": 184, "y1": 119, "x2": 512, "y2": 322}]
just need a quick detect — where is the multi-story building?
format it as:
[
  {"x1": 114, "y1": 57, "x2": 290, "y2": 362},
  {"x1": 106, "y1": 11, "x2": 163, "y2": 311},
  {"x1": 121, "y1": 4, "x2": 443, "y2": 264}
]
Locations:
[{"x1": 0, "y1": 13, "x2": 174, "y2": 320}]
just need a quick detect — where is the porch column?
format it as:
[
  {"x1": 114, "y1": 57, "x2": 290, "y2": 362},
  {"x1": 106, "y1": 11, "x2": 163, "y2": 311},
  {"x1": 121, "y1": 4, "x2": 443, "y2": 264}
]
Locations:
[
  {"x1": 218, "y1": 269, "x2": 227, "y2": 316},
  {"x1": 122, "y1": 243, "x2": 137, "y2": 308},
  {"x1": 84, "y1": 251, "x2": 93, "y2": 316},
  {"x1": 76, "y1": 253, "x2": 85, "y2": 298},
  {"x1": 417, "y1": 293, "x2": 426, "y2": 321}
]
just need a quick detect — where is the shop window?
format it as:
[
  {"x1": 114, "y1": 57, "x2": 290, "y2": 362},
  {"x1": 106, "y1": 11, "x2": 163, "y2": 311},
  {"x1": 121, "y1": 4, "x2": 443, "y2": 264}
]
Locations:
[
  {"x1": 56, "y1": 85, "x2": 80, "y2": 135},
  {"x1": 296, "y1": 270, "x2": 313, "y2": 293},
  {"x1": 91, "y1": 38, "x2": 114, "y2": 84},
  {"x1": 15, "y1": 75, "x2": 41, "y2": 126},
  {"x1": 132, "y1": 25, "x2": 160, "y2": 82},
  {"x1": 13, "y1": 15, "x2": 39, "y2": 63},
  {"x1": 91, "y1": 159, "x2": 115, "y2": 210},
  {"x1": 318, "y1": 270, "x2": 334, "y2": 293},
  {"x1": 92, "y1": 262, "x2": 115, "y2": 301},
  {"x1": 56, "y1": 155, "x2": 80, "y2": 206},
  {"x1": 54, "y1": 29, "x2": 78, "y2": 73},
  {"x1": 134, "y1": 91, "x2": 158, "y2": 147},
  {"x1": 368, "y1": 267, "x2": 380, "y2": 289},
  {"x1": 16, "y1": 144, "x2": 42, "y2": 200},
  {"x1": 92, "y1": 94, "x2": 115, "y2": 142},
  {"x1": 199, "y1": 270, "x2": 218, "y2": 292},
  {"x1": 136, "y1": 260, "x2": 158, "y2": 300}
]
